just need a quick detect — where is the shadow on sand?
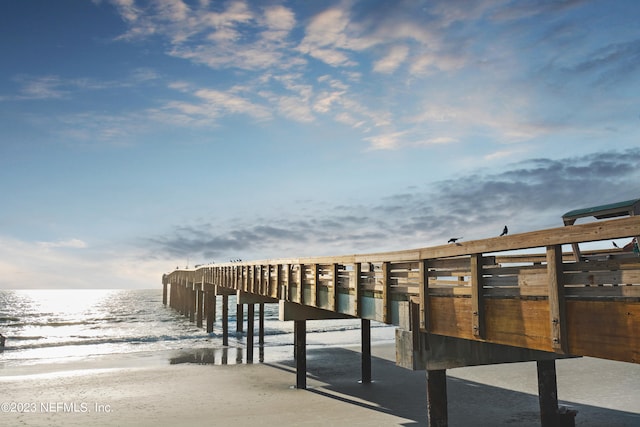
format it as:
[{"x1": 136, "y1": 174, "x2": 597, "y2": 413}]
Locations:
[{"x1": 168, "y1": 345, "x2": 639, "y2": 426}]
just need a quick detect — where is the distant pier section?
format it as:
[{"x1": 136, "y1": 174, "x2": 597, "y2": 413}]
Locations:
[{"x1": 162, "y1": 204, "x2": 640, "y2": 427}]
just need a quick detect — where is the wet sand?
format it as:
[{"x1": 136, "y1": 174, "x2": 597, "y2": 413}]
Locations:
[{"x1": 1, "y1": 343, "x2": 639, "y2": 426}]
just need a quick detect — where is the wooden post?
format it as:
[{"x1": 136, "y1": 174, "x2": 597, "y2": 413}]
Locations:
[
  {"x1": 426, "y1": 369, "x2": 448, "y2": 427},
  {"x1": 237, "y1": 303, "x2": 244, "y2": 333},
  {"x1": 196, "y1": 289, "x2": 203, "y2": 328},
  {"x1": 183, "y1": 283, "x2": 189, "y2": 317},
  {"x1": 419, "y1": 259, "x2": 430, "y2": 332},
  {"x1": 189, "y1": 286, "x2": 196, "y2": 323},
  {"x1": 259, "y1": 303, "x2": 265, "y2": 345},
  {"x1": 471, "y1": 253, "x2": 485, "y2": 339},
  {"x1": 361, "y1": 318, "x2": 371, "y2": 384},
  {"x1": 247, "y1": 304, "x2": 254, "y2": 363},
  {"x1": 162, "y1": 282, "x2": 167, "y2": 305},
  {"x1": 275, "y1": 264, "x2": 282, "y2": 299},
  {"x1": 354, "y1": 263, "x2": 362, "y2": 317},
  {"x1": 547, "y1": 245, "x2": 568, "y2": 353},
  {"x1": 382, "y1": 262, "x2": 391, "y2": 323},
  {"x1": 331, "y1": 263, "x2": 339, "y2": 311},
  {"x1": 294, "y1": 320, "x2": 307, "y2": 389},
  {"x1": 205, "y1": 291, "x2": 215, "y2": 333},
  {"x1": 299, "y1": 264, "x2": 305, "y2": 305},
  {"x1": 222, "y1": 294, "x2": 229, "y2": 346},
  {"x1": 312, "y1": 263, "x2": 319, "y2": 307},
  {"x1": 537, "y1": 359, "x2": 560, "y2": 427}
]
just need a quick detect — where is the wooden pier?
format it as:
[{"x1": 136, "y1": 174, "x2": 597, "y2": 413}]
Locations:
[{"x1": 162, "y1": 214, "x2": 640, "y2": 426}]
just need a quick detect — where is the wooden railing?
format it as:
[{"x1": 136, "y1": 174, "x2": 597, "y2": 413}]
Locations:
[{"x1": 163, "y1": 216, "x2": 640, "y2": 364}]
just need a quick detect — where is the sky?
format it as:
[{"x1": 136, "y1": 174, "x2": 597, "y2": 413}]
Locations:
[{"x1": 1, "y1": 0, "x2": 639, "y2": 289}]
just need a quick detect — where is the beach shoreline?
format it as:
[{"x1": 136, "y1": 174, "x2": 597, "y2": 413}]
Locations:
[{"x1": 2, "y1": 342, "x2": 639, "y2": 426}]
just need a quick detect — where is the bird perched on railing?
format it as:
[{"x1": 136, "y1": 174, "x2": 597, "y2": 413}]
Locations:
[
  {"x1": 448, "y1": 237, "x2": 462, "y2": 243},
  {"x1": 500, "y1": 225, "x2": 508, "y2": 236}
]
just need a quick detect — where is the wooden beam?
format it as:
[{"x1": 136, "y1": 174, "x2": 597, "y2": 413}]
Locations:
[
  {"x1": 382, "y1": 261, "x2": 391, "y2": 324},
  {"x1": 471, "y1": 253, "x2": 486, "y2": 339},
  {"x1": 419, "y1": 259, "x2": 430, "y2": 332},
  {"x1": 547, "y1": 245, "x2": 568, "y2": 354},
  {"x1": 298, "y1": 264, "x2": 305, "y2": 305},
  {"x1": 330, "y1": 263, "x2": 338, "y2": 311},
  {"x1": 354, "y1": 263, "x2": 362, "y2": 317},
  {"x1": 279, "y1": 301, "x2": 354, "y2": 321},
  {"x1": 312, "y1": 263, "x2": 319, "y2": 307}
]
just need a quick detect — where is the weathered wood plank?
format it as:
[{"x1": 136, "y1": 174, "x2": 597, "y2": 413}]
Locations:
[
  {"x1": 331, "y1": 263, "x2": 338, "y2": 311},
  {"x1": 419, "y1": 259, "x2": 430, "y2": 332},
  {"x1": 566, "y1": 300, "x2": 639, "y2": 363},
  {"x1": 382, "y1": 261, "x2": 391, "y2": 323},
  {"x1": 547, "y1": 245, "x2": 568, "y2": 353},
  {"x1": 471, "y1": 254, "x2": 485, "y2": 339},
  {"x1": 354, "y1": 262, "x2": 361, "y2": 317}
]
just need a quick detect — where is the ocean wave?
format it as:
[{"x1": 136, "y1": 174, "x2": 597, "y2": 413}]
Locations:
[{"x1": 5, "y1": 333, "x2": 216, "y2": 351}]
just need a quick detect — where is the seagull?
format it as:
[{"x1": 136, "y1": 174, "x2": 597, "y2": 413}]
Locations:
[
  {"x1": 500, "y1": 225, "x2": 508, "y2": 236},
  {"x1": 448, "y1": 237, "x2": 462, "y2": 243},
  {"x1": 612, "y1": 241, "x2": 619, "y2": 248}
]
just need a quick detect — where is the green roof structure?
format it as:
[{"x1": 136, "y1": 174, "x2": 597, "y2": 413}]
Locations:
[
  {"x1": 562, "y1": 198, "x2": 640, "y2": 261},
  {"x1": 562, "y1": 198, "x2": 640, "y2": 224}
]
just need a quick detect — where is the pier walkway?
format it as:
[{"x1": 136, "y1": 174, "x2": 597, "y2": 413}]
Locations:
[{"x1": 162, "y1": 215, "x2": 640, "y2": 426}]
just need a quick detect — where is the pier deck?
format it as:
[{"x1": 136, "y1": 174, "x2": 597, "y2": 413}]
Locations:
[
  {"x1": 164, "y1": 215, "x2": 639, "y2": 365},
  {"x1": 162, "y1": 215, "x2": 640, "y2": 426}
]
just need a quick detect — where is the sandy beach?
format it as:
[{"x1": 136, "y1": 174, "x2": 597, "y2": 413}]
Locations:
[{"x1": 2, "y1": 343, "x2": 639, "y2": 427}]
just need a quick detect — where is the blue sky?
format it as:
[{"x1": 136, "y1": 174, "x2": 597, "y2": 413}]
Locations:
[{"x1": 1, "y1": 0, "x2": 639, "y2": 289}]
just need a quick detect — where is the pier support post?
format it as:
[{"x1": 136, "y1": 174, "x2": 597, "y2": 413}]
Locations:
[
  {"x1": 205, "y1": 292, "x2": 215, "y2": 333},
  {"x1": 361, "y1": 319, "x2": 371, "y2": 383},
  {"x1": 259, "y1": 303, "x2": 265, "y2": 345},
  {"x1": 222, "y1": 294, "x2": 229, "y2": 346},
  {"x1": 237, "y1": 303, "x2": 244, "y2": 333},
  {"x1": 189, "y1": 287, "x2": 196, "y2": 323},
  {"x1": 183, "y1": 284, "x2": 189, "y2": 317},
  {"x1": 196, "y1": 289, "x2": 203, "y2": 328},
  {"x1": 426, "y1": 369, "x2": 448, "y2": 427},
  {"x1": 537, "y1": 359, "x2": 560, "y2": 427},
  {"x1": 247, "y1": 304, "x2": 255, "y2": 363},
  {"x1": 294, "y1": 320, "x2": 307, "y2": 389},
  {"x1": 162, "y1": 282, "x2": 167, "y2": 305}
]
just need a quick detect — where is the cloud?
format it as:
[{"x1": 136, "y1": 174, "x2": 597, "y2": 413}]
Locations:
[
  {"x1": 97, "y1": 0, "x2": 638, "y2": 151},
  {"x1": 37, "y1": 239, "x2": 87, "y2": 249},
  {"x1": 0, "y1": 236, "x2": 167, "y2": 289},
  {"x1": 373, "y1": 45, "x2": 409, "y2": 74},
  {"x1": 145, "y1": 148, "x2": 640, "y2": 263}
]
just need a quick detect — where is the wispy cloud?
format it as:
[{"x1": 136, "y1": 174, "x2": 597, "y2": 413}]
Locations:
[
  {"x1": 37, "y1": 238, "x2": 87, "y2": 250},
  {"x1": 13, "y1": 0, "x2": 635, "y2": 151},
  {"x1": 105, "y1": 0, "x2": 634, "y2": 150}
]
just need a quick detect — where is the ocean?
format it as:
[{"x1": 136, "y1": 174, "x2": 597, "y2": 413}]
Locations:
[{"x1": 0, "y1": 289, "x2": 395, "y2": 373}]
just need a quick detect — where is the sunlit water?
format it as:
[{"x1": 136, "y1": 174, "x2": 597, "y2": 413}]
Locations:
[{"x1": 0, "y1": 289, "x2": 394, "y2": 371}]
